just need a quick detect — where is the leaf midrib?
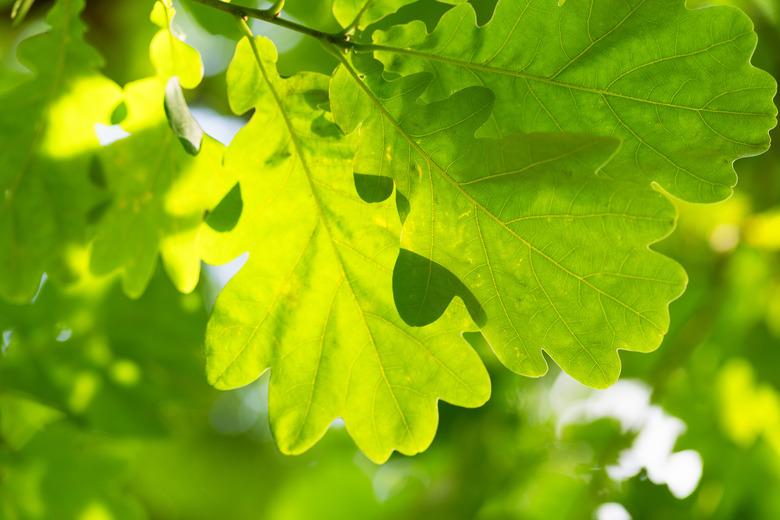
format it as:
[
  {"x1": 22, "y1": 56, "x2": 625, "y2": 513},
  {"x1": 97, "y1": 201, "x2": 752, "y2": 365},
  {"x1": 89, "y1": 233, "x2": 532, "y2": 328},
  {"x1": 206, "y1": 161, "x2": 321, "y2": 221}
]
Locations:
[
  {"x1": 362, "y1": 41, "x2": 769, "y2": 118},
  {"x1": 244, "y1": 36, "x2": 417, "y2": 447}
]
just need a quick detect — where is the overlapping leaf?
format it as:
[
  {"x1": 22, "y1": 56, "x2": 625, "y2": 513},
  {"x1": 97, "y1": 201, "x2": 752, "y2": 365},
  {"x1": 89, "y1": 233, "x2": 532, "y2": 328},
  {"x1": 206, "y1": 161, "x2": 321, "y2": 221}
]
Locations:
[
  {"x1": 332, "y1": 0, "x2": 464, "y2": 29},
  {"x1": 330, "y1": 58, "x2": 687, "y2": 387},
  {"x1": 90, "y1": 0, "x2": 235, "y2": 297},
  {"x1": 204, "y1": 35, "x2": 490, "y2": 462},
  {"x1": 365, "y1": 0, "x2": 777, "y2": 202},
  {"x1": 0, "y1": 0, "x2": 121, "y2": 302}
]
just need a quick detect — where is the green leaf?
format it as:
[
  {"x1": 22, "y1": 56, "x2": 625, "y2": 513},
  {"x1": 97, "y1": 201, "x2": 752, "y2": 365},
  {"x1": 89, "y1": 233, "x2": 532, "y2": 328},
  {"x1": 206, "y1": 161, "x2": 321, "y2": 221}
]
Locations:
[
  {"x1": 330, "y1": 60, "x2": 687, "y2": 388},
  {"x1": 204, "y1": 35, "x2": 490, "y2": 462},
  {"x1": 90, "y1": 1, "x2": 235, "y2": 297},
  {"x1": 0, "y1": 425, "x2": 145, "y2": 519},
  {"x1": 0, "y1": 0, "x2": 121, "y2": 302},
  {"x1": 332, "y1": 0, "x2": 465, "y2": 29},
  {"x1": 0, "y1": 261, "x2": 211, "y2": 438},
  {"x1": 0, "y1": 394, "x2": 63, "y2": 450},
  {"x1": 149, "y1": 1, "x2": 205, "y2": 89},
  {"x1": 164, "y1": 77, "x2": 205, "y2": 156},
  {"x1": 366, "y1": 0, "x2": 778, "y2": 202}
]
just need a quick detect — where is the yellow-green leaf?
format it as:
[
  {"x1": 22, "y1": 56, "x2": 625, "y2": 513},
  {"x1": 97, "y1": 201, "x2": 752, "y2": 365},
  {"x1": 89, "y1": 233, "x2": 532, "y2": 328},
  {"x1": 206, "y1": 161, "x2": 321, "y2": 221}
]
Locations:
[
  {"x1": 205, "y1": 36, "x2": 490, "y2": 462},
  {"x1": 90, "y1": 1, "x2": 234, "y2": 297}
]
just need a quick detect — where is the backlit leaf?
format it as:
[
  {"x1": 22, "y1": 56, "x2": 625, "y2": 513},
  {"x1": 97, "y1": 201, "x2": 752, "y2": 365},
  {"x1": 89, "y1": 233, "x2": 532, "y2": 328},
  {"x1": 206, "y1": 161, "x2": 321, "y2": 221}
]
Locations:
[
  {"x1": 89, "y1": 0, "x2": 235, "y2": 297},
  {"x1": 367, "y1": 0, "x2": 778, "y2": 202},
  {"x1": 205, "y1": 35, "x2": 490, "y2": 462},
  {"x1": 330, "y1": 59, "x2": 687, "y2": 388}
]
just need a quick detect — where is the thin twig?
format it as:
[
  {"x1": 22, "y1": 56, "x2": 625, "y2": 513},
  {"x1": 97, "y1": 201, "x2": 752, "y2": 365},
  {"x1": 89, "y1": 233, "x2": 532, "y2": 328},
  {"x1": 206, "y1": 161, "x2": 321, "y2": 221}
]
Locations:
[{"x1": 188, "y1": 0, "x2": 354, "y2": 49}]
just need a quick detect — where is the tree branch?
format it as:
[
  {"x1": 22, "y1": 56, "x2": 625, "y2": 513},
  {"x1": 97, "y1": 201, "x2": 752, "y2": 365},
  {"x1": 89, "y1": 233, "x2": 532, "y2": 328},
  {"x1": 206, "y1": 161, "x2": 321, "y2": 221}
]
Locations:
[{"x1": 187, "y1": 0, "x2": 354, "y2": 49}]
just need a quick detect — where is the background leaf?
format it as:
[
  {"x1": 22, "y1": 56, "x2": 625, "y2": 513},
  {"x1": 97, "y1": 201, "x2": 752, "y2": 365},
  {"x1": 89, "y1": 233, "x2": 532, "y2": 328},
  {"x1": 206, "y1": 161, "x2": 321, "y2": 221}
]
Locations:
[
  {"x1": 89, "y1": 0, "x2": 236, "y2": 297},
  {"x1": 0, "y1": 0, "x2": 121, "y2": 302}
]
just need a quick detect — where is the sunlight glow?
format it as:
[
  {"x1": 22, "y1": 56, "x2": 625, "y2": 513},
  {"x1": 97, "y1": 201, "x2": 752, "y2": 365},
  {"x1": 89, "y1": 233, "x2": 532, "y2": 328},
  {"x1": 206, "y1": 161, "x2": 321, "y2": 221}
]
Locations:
[
  {"x1": 552, "y1": 375, "x2": 703, "y2": 499},
  {"x1": 596, "y1": 502, "x2": 631, "y2": 520}
]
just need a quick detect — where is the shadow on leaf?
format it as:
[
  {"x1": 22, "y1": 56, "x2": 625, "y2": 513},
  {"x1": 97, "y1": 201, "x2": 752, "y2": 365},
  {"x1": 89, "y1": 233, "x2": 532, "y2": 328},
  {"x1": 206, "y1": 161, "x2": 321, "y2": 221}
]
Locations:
[{"x1": 394, "y1": 249, "x2": 485, "y2": 327}]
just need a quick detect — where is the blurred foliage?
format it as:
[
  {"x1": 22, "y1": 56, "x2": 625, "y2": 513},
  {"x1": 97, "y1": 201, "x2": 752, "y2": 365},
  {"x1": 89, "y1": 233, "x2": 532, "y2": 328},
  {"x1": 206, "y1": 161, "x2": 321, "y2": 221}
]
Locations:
[{"x1": 0, "y1": 0, "x2": 779, "y2": 518}]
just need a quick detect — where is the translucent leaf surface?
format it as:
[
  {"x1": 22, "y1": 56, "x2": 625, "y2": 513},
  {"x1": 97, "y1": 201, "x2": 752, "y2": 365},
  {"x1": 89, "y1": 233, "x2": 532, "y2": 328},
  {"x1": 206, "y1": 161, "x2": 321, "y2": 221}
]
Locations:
[
  {"x1": 205, "y1": 36, "x2": 490, "y2": 462},
  {"x1": 90, "y1": 1, "x2": 235, "y2": 297},
  {"x1": 367, "y1": 0, "x2": 778, "y2": 202},
  {"x1": 331, "y1": 60, "x2": 687, "y2": 388}
]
